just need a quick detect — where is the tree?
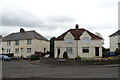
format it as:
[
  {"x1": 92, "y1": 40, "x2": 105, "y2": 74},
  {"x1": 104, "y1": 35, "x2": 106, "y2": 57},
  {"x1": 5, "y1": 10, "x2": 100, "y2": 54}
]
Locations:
[{"x1": 50, "y1": 37, "x2": 56, "y2": 58}]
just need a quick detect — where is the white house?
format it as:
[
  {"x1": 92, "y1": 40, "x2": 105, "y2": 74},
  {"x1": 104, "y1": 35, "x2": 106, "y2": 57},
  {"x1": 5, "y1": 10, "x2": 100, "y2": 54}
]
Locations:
[
  {"x1": 54, "y1": 24, "x2": 103, "y2": 58},
  {"x1": 2, "y1": 28, "x2": 50, "y2": 57},
  {"x1": 109, "y1": 30, "x2": 120, "y2": 52},
  {"x1": 0, "y1": 35, "x2": 2, "y2": 54}
]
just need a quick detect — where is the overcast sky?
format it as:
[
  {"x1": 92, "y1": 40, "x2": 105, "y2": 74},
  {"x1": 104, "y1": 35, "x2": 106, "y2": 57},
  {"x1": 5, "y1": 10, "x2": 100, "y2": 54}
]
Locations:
[{"x1": 0, "y1": 0, "x2": 119, "y2": 48}]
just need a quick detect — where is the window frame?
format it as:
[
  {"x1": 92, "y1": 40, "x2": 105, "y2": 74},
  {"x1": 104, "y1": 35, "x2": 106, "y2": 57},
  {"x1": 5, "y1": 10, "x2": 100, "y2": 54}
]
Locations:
[
  {"x1": 27, "y1": 39, "x2": 32, "y2": 45},
  {"x1": 15, "y1": 48, "x2": 19, "y2": 53},
  {"x1": 82, "y1": 37, "x2": 89, "y2": 43},
  {"x1": 7, "y1": 41, "x2": 11, "y2": 46},
  {"x1": 82, "y1": 47, "x2": 89, "y2": 53},
  {"x1": 27, "y1": 48, "x2": 31, "y2": 53},
  {"x1": 15, "y1": 40, "x2": 19, "y2": 45}
]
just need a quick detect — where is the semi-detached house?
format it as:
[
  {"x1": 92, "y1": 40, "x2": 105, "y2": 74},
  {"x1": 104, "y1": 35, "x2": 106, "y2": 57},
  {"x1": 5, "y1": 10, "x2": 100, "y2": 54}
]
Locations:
[
  {"x1": 2, "y1": 28, "x2": 50, "y2": 57},
  {"x1": 54, "y1": 24, "x2": 104, "y2": 58}
]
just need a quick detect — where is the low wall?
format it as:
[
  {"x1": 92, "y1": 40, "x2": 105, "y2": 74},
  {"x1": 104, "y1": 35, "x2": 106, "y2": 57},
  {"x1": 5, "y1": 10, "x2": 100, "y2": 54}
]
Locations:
[{"x1": 39, "y1": 58, "x2": 120, "y2": 66}]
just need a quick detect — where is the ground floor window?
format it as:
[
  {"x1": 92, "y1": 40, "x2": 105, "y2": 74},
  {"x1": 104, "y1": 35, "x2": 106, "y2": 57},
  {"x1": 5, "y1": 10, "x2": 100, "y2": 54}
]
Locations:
[
  {"x1": 15, "y1": 48, "x2": 19, "y2": 53},
  {"x1": 66, "y1": 47, "x2": 72, "y2": 54},
  {"x1": 82, "y1": 47, "x2": 89, "y2": 53},
  {"x1": 27, "y1": 48, "x2": 31, "y2": 53},
  {"x1": 7, "y1": 49, "x2": 10, "y2": 53}
]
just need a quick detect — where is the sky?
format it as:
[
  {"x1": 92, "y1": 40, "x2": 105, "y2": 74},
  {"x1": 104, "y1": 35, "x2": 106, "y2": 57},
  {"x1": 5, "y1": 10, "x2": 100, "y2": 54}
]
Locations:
[{"x1": 0, "y1": 0, "x2": 119, "y2": 48}]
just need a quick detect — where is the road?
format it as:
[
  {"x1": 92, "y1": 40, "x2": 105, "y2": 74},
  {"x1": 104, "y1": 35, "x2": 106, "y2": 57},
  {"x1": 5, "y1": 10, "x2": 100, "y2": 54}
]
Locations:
[{"x1": 1, "y1": 60, "x2": 119, "y2": 78}]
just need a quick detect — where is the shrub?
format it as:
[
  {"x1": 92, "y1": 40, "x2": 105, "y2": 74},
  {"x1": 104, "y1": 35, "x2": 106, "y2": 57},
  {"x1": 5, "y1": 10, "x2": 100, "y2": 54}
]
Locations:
[
  {"x1": 75, "y1": 56, "x2": 81, "y2": 60},
  {"x1": 30, "y1": 56, "x2": 39, "y2": 61},
  {"x1": 63, "y1": 52, "x2": 68, "y2": 58}
]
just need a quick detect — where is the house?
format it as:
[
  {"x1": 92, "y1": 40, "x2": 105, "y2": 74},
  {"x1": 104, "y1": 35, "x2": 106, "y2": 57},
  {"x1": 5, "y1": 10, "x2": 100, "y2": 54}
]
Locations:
[
  {"x1": 54, "y1": 24, "x2": 103, "y2": 58},
  {"x1": 2, "y1": 28, "x2": 50, "y2": 57},
  {"x1": 109, "y1": 30, "x2": 120, "y2": 52},
  {"x1": 0, "y1": 35, "x2": 2, "y2": 54}
]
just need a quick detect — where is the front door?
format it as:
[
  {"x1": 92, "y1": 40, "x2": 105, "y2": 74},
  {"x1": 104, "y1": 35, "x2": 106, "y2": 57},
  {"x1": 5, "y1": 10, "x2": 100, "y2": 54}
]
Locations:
[
  {"x1": 57, "y1": 48, "x2": 60, "y2": 58},
  {"x1": 95, "y1": 47, "x2": 99, "y2": 56}
]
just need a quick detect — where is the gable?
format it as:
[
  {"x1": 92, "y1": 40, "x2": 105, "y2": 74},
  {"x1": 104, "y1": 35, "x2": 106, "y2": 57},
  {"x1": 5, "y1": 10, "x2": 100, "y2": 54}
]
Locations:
[
  {"x1": 79, "y1": 31, "x2": 92, "y2": 40},
  {"x1": 109, "y1": 30, "x2": 120, "y2": 37},
  {"x1": 64, "y1": 32, "x2": 74, "y2": 40}
]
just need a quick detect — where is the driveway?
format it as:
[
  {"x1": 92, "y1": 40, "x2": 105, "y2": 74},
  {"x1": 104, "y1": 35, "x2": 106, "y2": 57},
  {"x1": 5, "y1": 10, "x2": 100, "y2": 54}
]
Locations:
[{"x1": 1, "y1": 60, "x2": 119, "y2": 78}]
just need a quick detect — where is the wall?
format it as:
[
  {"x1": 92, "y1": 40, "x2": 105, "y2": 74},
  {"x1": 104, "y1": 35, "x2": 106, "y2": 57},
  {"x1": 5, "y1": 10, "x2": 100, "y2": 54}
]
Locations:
[
  {"x1": 0, "y1": 38, "x2": 2, "y2": 54},
  {"x1": 2, "y1": 39, "x2": 50, "y2": 57},
  {"x1": 110, "y1": 36, "x2": 119, "y2": 52}
]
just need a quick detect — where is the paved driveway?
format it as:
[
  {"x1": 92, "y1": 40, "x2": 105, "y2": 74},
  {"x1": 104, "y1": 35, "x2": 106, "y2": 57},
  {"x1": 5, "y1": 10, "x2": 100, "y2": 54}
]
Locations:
[{"x1": 1, "y1": 60, "x2": 119, "y2": 78}]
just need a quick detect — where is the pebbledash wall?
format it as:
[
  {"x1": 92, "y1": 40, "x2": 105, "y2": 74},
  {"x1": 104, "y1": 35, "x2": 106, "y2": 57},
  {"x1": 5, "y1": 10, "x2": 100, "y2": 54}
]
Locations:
[
  {"x1": 110, "y1": 36, "x2": 119, "y2": 52},
  {"x1": 0, "y1": 35, "x2": 2, "y2": 54},
  {"x1": 55, "y1": 31, "x2": 103, "y2": 58},
  {"x1": 2, "y1": 39, "x2": 50, "y2": 57}
]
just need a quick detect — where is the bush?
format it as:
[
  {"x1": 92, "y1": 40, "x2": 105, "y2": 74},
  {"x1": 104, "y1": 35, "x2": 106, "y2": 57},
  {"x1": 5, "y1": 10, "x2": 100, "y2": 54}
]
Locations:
[
  {"x1": 75, "y1": 56, "x2": 81, "y2": 60},
  {"x1": 63, "y1": 52, "x2": 68, "y2": 58},
  {"x1": 115, "y1": 52, "x2": 120, "y2": 56},
  {"x1": 30, "y1": 56, "x2": 39, "y2": 61}
]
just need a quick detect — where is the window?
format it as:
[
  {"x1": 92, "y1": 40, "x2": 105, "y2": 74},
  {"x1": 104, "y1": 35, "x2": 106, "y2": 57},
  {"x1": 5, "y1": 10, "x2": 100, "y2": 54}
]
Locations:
[
  {"x1": 66, "y1": 47, "x2": 72, "y2": 54},
  {"x1": 15, "y1": 40, "x2": 19, "y2": 45},
  {"x1": 64, "y1": 38, "x2": 73, "y2": 44},
  {"x1": 7, "y1": 49, "x2": 10, "y2": 53},
  {"x1": 7, "y1": 41, "x2": 11, "y2": 46},
  {"x1": 27, "y1": 48, "x2": 31, "y2": 53},
  {"x1": 82, "y1": 47, "x2": 89, "y2": 53},
  {"x1": 82, "y1": 37, "x2": 89, "y2": 43},
  {"x1": 27, "y1": 39, "x2": 32, "y2": 45},
  {"x1": 15, "y1": 48, "x2": 19, "y2": 53}
]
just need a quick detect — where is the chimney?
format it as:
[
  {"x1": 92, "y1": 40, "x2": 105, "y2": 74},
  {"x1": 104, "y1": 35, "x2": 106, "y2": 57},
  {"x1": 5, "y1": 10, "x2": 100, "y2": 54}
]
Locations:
[
  {"x1": 20, "y1": 28, "x2": 25, "y2": 32},
  {"x1": 75, "y1": 24, "x2": 79, "y2": 29}
]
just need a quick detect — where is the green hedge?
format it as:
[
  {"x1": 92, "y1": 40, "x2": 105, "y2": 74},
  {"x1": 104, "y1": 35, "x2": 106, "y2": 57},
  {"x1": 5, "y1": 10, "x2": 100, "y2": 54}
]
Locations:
[{"x1": 30, "y1": 56, "x2": 39, "y2": 61}]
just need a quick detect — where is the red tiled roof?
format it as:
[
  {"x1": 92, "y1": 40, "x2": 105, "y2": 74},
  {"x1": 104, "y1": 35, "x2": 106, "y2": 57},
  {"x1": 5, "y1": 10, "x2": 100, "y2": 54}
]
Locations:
[{"x1": 55, "y1": 28, "x2": 103, "y2": 40}]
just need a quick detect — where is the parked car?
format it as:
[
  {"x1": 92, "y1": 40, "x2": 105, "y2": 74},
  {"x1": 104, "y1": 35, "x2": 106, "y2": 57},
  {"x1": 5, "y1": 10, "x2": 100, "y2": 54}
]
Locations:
[
  {"x1": 24, "y1": 54, "x2": 35, "y2": 60},
  {"x1": 44, "y1": 54, "x2": 50, "y2": 58},
  {"x1": 104, "y1": 52, "x2": 116, "y2": 57},
  {"x1": 0, "y1": 55, "x2": 11, "y2": 61}
]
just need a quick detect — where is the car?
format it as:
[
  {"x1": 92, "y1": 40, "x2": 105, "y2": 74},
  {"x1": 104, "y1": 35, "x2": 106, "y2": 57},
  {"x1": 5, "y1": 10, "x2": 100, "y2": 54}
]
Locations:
[
  {"x1": 0, "y1": 55, "x2": 11, "y2": 61},
  {"x1": 24, "y1": 54, "x2": 35, "y2": 60},
  {"x1": 104, "y1": 52, "x2": 116, "y2": 57},
  {"x1": 44, "y1": 54, "x2": 50, "y2": 58}
]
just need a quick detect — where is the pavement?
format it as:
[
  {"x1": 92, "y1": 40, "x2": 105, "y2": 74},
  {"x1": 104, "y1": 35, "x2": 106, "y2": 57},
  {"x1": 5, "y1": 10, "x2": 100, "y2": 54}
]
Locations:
[{"x1": 1, "y1": 60, "x2": 119, "y2": 78}]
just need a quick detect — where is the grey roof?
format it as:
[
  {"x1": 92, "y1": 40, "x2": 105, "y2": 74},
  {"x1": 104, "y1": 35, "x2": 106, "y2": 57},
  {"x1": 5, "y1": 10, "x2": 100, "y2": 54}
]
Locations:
[
  {"x1": 3, "y1": 30, "x2": 49, "y2": 41},
  {"x1": 109, "y1": 30, "x2": 120, "y2": 37}
]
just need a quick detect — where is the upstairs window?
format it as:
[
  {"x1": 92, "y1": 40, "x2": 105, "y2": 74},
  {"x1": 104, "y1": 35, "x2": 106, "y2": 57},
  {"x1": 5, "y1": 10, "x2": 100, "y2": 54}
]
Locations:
[
  {"x1": 15, "y1": 40, "x2": 19, "y2": 45},
  {"x1": 7, "y1": 41, "x2": 11, "y2": 46},
  {"x1": 82, "y1": 37, "x2": 89, "y2": 43},
  {"x1": 64, "y1": 38, "x2": 73, "y2": 44},
  {"x1": 27, "y1": 39, "x2": 32, "y2": 45}
]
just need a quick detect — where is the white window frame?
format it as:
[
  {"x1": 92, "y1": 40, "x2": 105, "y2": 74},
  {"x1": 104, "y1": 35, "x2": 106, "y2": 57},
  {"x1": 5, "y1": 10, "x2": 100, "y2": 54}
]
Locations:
[
  {"x1": 15, "y1": 40, "x2": 19, "y2": 45},
  {"x1": 27, "y1": 48, "x2": 31, "y2": 53},
  {"x1": 82, "y1": 37, "x2": 89, "y2": 43},
  {"x1": 7, "y1": 41, "x2": 11, "y2": 46},
  {"x1": 15, "y1": 48, "x2": 19, "y2": 53},
  {"x1": 27, "y1": 39, "x2": 32, "y2": 45},
  {"x1": 64, "y1": 38, "x2": 73, "y2": 44},
  {"x1": 82, "y1": 47, "x2": 89, "y2": 53}
]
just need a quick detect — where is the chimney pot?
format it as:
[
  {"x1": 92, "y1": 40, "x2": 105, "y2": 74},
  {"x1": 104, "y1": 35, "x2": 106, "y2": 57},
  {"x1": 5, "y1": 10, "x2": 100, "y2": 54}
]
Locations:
[{"x1": 75, "y1": 24, "x2": 79, "y2": 29}]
